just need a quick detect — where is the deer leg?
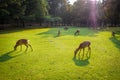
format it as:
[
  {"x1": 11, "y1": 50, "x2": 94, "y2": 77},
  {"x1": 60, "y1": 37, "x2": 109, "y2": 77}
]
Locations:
[
  {"x1": 74, "y1": 48, "x2": 79, "y2": 57},
  {"x1": 74, "y1": 49, "x2": 78, "y2": 57},
  {"x1": 82, "y1": 48, "x2": 85, "y2": 59},
  {"x1": 74, "y1": 52, "x2": 77, "y2": 58},
  {"x1": 28, "y1": 44, "x2": 33, "y2": 51},
  {"x1": 14, "y1": 45, "x2": 18, "y2": 50},
  {"x1": 88, "y1": 47, "x2": 91, "y2": 57},
  {"x1": 20, "y1": 45, "x2": 22, "y2": 51},
  {"x1": 86, "y1": 51, "x2": 88, "y2": 57},
  {"x1": 86, "y1": 46, "x2": 91, "y2": 57},
  {"x1": 78, "y1": 49, "x2": 81, "y2": 56},
  {"x1": 86, "y1": 47, "x2": 89, "y2": 57},
  {"x1": 25, "y1": 44, "x2": 28, "y2": 51}
]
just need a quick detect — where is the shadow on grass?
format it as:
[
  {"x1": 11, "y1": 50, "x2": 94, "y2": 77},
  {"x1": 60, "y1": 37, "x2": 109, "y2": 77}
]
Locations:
[
  {"x1": 109, "y1": 37, "x2": 120, "y2": 49},
  {"x1": 0, "y1": 50, "x2": 22, "y2": 62},
  {"x1": 0, "y1": 28, "x2": 26, "y2": 34},
  {"x1": 0, "y1": 27, "x2": 43, "y2": 34},
  {"x1": 72, "y1": 56, "x2": 90, "y2": 66},
  {"x1": 116, "y1": 31, "x2": 120, "y2": 35},
  {"x1": 37, "y1": 27, "x2": 98, "y2": 38},
  {"x1": 37, "y1": 28, "x2": 58, "y2": 38}
]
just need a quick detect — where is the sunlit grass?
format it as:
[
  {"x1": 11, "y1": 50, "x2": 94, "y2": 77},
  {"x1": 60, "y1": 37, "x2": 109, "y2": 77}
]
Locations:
[{"x1": 0, "y1": 27, "x2": 120, "y2": 80}]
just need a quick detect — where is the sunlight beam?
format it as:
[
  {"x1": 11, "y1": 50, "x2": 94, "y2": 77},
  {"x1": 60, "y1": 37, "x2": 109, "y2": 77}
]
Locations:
[
  {"x1": 89, "y1": 0, "x2": 98, "y2": 28},
  {"x1": 69, "y1": 0, "x2": 77, "y2": 4}
]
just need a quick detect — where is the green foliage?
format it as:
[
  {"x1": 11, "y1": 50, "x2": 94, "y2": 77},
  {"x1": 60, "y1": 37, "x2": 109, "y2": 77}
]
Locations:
[
  {"x1": 103, "y1": 0, "x2": 120, "y2": 25},
  {"x1": 0, "y1": 27, "x2": 120, "y2": 80},
  {"x1": 0, "y1": 0, "x2": 49, "y2": 24},
  {"x1": 26, "y1": 0, "x2": 49, "y2": 17},
  {"x1": 23, "y1": 15, "x2": 36, "y2": 22},
  {"x1": 0, "y1": 0, "x2": 26, "y2": 24},
  {"x1": 43, "y1": 16, "x2": 62, "y2": 23},
  {"x1": 0, "y1": 9, "x2": 10, "y2": 16},
  {"x1": 48, "y1": 0, "x2": 69, "y2": 16}
]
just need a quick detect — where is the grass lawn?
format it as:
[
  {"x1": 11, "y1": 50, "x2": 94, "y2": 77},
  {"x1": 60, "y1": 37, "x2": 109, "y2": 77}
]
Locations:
[{"x1": 0, "y1": 27, "x2": 120, "y2": 80}]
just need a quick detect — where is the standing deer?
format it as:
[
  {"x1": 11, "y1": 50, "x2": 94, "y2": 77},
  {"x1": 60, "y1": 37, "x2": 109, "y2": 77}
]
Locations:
[
  {"x1": 14, "y1": 39, "x2": 33, "y2": 51},
  {"x1": 74, "y1": 41, "x2": 91, "y2": 59},
  {"x1": 57, "y1": 30, "x2": 61, "y2": 36},
  {"x1": 74, "y1": 30, "x2": 80, "y2": 35},
  {"x1": 112, "y1": 31, "x2": 116, "y2": 37}
]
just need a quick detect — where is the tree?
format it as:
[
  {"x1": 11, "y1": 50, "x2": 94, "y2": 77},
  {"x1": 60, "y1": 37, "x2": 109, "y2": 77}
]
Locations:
[
  {"x1": 70, "y1": 0, "x2": 92, "y2": 26},
  {"x1": 25, "y1": 0, "x2": 49, "y2": 23},
  {"x1": 0, "y1": 0, "x2": 49, "y2": 28},
  {"x1": 47, "y1": 0, "x2": 69, "y2": 25},
  {"x1": 0, "y1": 0, "x2": 26, "y2": 27},
  {"x1": 103, "y1": 0, "x2": 120, "y2": 26}
]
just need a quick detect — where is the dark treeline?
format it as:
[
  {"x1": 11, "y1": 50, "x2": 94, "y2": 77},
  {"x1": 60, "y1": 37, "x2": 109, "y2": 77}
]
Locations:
[{"x1": 0, "y1": 0, "x2": 120, "y2": 29}]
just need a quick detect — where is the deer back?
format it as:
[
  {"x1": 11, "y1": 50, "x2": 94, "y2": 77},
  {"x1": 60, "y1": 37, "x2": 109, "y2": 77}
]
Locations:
[
  {"x1": 16, "y1": 39, "x2": 28, "y2": 45},
  {"x1": 79, "y1": 41, "x2": 91, "y2": 49}
]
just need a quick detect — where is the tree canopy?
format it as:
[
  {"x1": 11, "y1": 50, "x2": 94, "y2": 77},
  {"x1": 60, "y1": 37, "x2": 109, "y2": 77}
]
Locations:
[{"x1": 0, "y1": 0, "x2": 120, "y2": 28}]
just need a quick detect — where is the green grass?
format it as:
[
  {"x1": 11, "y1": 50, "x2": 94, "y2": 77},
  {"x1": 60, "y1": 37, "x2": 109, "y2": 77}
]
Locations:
[{"x1": 0, "y1": 27, "x2": 120, "y2": 80}]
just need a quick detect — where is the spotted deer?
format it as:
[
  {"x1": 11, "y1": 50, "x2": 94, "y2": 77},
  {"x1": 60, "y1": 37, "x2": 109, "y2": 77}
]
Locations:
[
  {"x1": 74, "y1": 41, "x2": 91, "y2": 58},
  {"x1": 14, "y1": 39, "x2": 33, "y2": 51}
]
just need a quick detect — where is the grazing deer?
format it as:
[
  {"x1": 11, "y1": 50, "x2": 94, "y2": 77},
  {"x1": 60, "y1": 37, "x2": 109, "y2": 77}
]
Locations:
[
  {"x1": 74, "y1": 30, "x2": 80, "y2": 35},
  {"x1": 74, "y1": 41, "x2": 91, "y2": 59},
  {"x1": 14, "y1": 39, "x2": 33, "y2": 51},
  {"x1": 112, "y1": 31, "x2": 116, "y2": 37},
  {"x1": 57, "y1": 30, "x2": 61, "y2": 36},
  {"x1": 64, "y1": 26, "x2": 68, "y2": 30}
]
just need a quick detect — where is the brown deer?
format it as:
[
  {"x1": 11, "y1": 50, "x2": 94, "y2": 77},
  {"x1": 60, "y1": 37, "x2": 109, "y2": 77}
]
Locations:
[
  {"x1": 112, "y1": 31, "x2": 116, "y2": 37},
  {"x1": 14, "y1": 39, "x2": 33, "y2": 51},
  {"x1": 57, "y1": 30, "x2": 61, "y2": 36},
  {"x1": 74, "y1": 30, "x2": 80, "y2": 35},
  {"x1": 74, "y1": 41, "x2": 91, "y2": 59},
  {"x1": 64, "y1": 26, "x2": 68, "y2": 30}
]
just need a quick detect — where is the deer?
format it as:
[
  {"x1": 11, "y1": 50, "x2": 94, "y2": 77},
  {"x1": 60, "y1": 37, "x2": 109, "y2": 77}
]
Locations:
[
  {"x1": 74, "y1": 30, "x2": 80, "y2": 35},
  {"x1": 14, "y1": 39, "x2": 33, "y2": 51},
  {"x1": 64, "y1": 26, "x2": 68, "y2": 30},
  {"x1": 112, "y1": 31, "x2": 116, "y2": 37},
  {"x1": 57, "y1": 30, "x2": 61, "y2": 36},
  {"x1": 74, "y1": 41, "x2": 91, "y2": 59}
]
